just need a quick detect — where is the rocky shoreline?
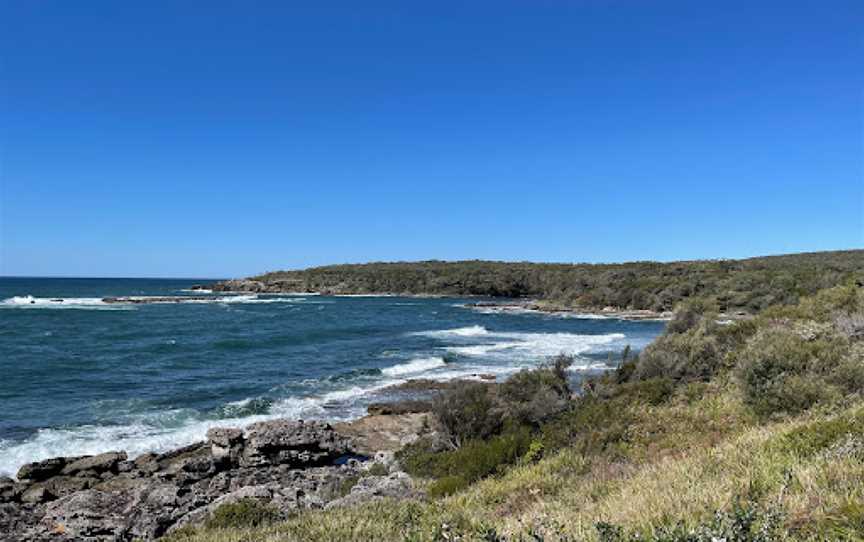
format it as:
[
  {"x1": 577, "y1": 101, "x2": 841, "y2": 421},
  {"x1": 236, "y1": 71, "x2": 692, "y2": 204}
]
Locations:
[
  {"x1": 0, "y1": 411, "x2": 441, "y2": 541},
  {"x1": 202, "y1": 279, "x2": 676, "y2": 320}
]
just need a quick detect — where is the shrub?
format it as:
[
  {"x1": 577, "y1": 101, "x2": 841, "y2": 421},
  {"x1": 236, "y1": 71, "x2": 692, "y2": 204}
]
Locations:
[
  {"x1": 777, "y1": 411, "x2": 864, "y2": 458},
  {"x1": 204, "y1": 498, "x2": 279, "y2": 529},
  {"x1": 634, "y1": 323, "x2": 720, "y2": 382},
  {"x1": 540, "y1": 396, "x2": 634, "y2": 458},
  {"x1": 596, "y1": 500, "x2": 783, "y2": 542},
  {"x1": 736, "y1": 327, "x2": 850, "y2": 417},
  {"x1": 427, "y1": 475, "x2": 469, "y2": 498},
  {"x1": 433, "y1": 381, "x2": 502, "y2": 449},
  {"x1": 366, "y1": 462, "x2": 388, "y2": 476},
  {"x1": 499, "y1": 355, "x2": 573, "y2": 427},
  {"x1": 666, "y1": 298, "x2": 716, "y2": 334},
  {"x1": 400, "y1": 427, "x2": 532, "y2": 486}
]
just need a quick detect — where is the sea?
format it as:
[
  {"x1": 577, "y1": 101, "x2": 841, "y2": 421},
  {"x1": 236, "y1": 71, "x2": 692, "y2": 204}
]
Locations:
[{"x1": 0, "y1": 277, "x2": 665, "y2": 477}]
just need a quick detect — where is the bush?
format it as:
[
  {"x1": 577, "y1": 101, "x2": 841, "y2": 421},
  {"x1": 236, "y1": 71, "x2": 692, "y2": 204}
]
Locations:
[
  {"x1": 204, "y1": 498, "x2": 279, "y2": 529},
  {"x1": 433, "y1": 381, "x2": 502, "y2": 449},
  {"x1": 400, "y1": 427, "x2": 532, "y2": 487},
  {"x1": 499, "y1": 355, "x2": 573, "y2": 427},
  {"x1": 736, "y1": 327, "x2": 850, "y2": 417},
  {"x1": 666, "y1": 298, "x2": 716, "y2": 334},
  {"x1": 540, "y1": 396, "x2": 634, "y2": 458},
  {"x1": 634, "y1": 323, "x2": 721, "y2": 382},
  {"x1": 427, "y1": 475, "x2": 469, "y2": 498},
  {"x1": 777, "y1": 411, "x2": 864, "y2": 458},
  {"x1": 596, "y1": 500, "x2": 783, "y2": 542}
]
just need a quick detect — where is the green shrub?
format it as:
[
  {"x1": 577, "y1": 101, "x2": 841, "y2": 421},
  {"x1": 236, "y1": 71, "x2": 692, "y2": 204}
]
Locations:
[
  {"x1": 818, "y1": 499, "x2": 864, "y2": 540},
  {"x1": 427, "y1": 475, "x2": 469, "y2": 498},
  {"x1": 366, "y1": 462, "x2": 388, "y2": 476},
  {"x1": 778, "y1": 411, "x2": 864, "y2": 458},
  {"x1": 634, "y1": 323, "x2": 721, "y2": 382},
  {"x1": 736, "y1": 327, "x2": 850, "y2": 417},
  {"x1": 338, "y1": 475, "x2": 360, "y2": 497},
  {"x1": 540, "y1": 396, "x2": 634, "y2": 458},
  {"x1": 596, "y1": 500, "x2": 782, "y2": 541},
  {"x1": 400, "y1": 427, "x2": 532, "y2": 485},
  {"x1": 204, "y1": 498, "x2": 279, "y2": 529},
  {"x1": 499, "y1": 355, "x2": 572, "y2": 427},
  {"x1": 666, "y1": 298, "x2": 716, "y2": 334},
  {"x1": 433, "y1": 381, "x2": 502, "y2": 449}
]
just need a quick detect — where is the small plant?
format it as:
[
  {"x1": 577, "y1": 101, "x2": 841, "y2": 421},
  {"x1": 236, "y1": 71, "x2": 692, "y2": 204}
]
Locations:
[
  {"x1": 204, "y1": 498, "x2": 279, "y2": 529},
  {"x1": 366, "y1": 462, "x2": 389, "y2": 476},
  {"x1": 427, "y1": 475, "x2": 469, "y2": 498}
]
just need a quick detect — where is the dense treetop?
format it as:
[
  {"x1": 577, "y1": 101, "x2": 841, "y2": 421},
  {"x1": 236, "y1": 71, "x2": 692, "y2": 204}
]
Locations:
[{"x1": 239, "y1": 250, "x2": 864, "y2": 313}]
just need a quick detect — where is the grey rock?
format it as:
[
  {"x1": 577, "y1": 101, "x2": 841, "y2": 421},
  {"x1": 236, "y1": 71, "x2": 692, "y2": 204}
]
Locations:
[
  {"x1": 62, "y1": 452, "x2": 127, "y2": 477},
  {"x1": 17, "y1": 457, "x2": 68, "y2": 482},
  {"x1": 325, "y1": 472, "x2": 416, "y2": 509},
  {"x1": 20, "y1": 485, "x2": 50, "y2": 504},
  {"x1": 240, "y1": 420, "x2": 351, "y2": 468}
]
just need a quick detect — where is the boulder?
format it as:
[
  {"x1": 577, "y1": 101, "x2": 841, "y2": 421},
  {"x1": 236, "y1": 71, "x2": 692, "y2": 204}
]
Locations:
[
  {"x1": 61, "y1": 452, "x2": 127, "y2": 477},
  {"x1": 366, "y1": 399, "x2": 433, "y2": 416},
  {"x1": 17, "y1": 457, "x2": 69, "y2": 482},
  {"x1": 325, "y1": 472, "x2": 416, "y2": 509},
  {"x1": 206, "y1": 427, "x2": 244, "y2": 465},
  {"x1": 240, "y1": 420, "x2": 351, "y2": 468},
  {"x1": 334, "y1": 412, "x2": 442, "y2": 456}
]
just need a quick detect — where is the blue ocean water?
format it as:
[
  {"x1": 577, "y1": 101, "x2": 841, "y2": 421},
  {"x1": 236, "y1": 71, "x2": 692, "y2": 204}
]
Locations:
[{"x1": 0, "y1": 278, "x2": 665, "y2": 476}]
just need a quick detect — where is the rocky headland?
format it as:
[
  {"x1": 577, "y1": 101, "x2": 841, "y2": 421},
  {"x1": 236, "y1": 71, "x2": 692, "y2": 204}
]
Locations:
[{"x1": 0, "y1": 410, "x2": 442, "y2": 541}]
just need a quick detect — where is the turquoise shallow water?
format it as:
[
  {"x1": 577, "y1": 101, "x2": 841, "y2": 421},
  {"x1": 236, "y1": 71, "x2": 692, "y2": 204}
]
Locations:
[{"x1": 0, "y1": 277, "x2": 664, "y2": 476}]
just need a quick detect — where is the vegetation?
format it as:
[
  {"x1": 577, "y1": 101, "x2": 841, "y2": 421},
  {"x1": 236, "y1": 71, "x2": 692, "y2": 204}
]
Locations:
[
  {"x1": 166, "y1": 280, "x2": 864, "y2": 541},
  {"x1": 245, "y1": 250, "x2": 864, "y2": 313},
  {"x1": 203, "y1": 499, "x2": 280, "y2": 530}
]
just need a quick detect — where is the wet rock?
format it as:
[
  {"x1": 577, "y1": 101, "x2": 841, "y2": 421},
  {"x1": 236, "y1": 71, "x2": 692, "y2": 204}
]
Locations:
[
  {"x1": 20, "y1": 485, "x2": 50, "y2": 504},
  {"x1": 17, "y1": 457, "x2": 69, "y2": 483},
  {"x1": 133, "y1": 452, "x2": 159, "y2": 475},
  {"x1": 0, "y1": 478, "x2": 17, "y2": 503}
]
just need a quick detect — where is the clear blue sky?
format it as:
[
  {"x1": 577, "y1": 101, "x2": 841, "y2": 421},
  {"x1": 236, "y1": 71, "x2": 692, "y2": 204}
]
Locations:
[{"x1": 1, "y1": 1, "x2": 862, "y2": 278}]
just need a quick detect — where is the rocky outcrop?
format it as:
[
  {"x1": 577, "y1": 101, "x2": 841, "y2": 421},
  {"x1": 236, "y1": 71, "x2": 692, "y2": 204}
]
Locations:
[
  {"x1": 0, "y1": 415, "x2": 436, "y2": 541},
  {"x1": 0, "y1": 420, "x2": 383, "y2": 541},
  {"x1": 210, "y1": 279, "x2": 310, "y2": 294},
  {"x1": 333, "y1": 412, "x2": 442, "y2": 457}
]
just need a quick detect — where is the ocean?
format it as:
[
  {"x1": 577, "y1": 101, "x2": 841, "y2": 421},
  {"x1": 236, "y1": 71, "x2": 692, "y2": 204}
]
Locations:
[{"x1": 0, "y1": 277, "x2": 665, "y2": 477}]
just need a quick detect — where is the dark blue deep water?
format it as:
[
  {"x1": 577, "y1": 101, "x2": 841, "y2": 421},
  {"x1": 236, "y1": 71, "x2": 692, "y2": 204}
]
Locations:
[{"x1": 0, "y1": 278, "x2": 665, "y2": 476}]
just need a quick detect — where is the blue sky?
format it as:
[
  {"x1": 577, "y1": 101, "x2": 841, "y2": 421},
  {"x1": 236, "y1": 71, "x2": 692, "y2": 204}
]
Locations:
[{"x1": 1, "y1": 1, "x2": 862, "y2": 278}]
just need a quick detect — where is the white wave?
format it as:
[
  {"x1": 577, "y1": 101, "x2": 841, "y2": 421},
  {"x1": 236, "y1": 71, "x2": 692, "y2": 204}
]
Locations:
[
  {"x1": 0, "y1": 294, "x2": 315, "y2": 309},
  {"x1": 178, "y1": 289, "x2": 214, "y2": 294},
  {"x1": 0, "y1": 295, "x2": 133, "y2": 311},
  {"x1": 0, "y1": 390, "x2": 361, "y2": 478},
  {"x1": 442, "y1": 330, "x2": 626, "y2": 361},
  {"x1": 333, "y1": 293, "x2": 395, "y2": 298},
  {"x1": 382, "y1": 356, "x2": 447, "y2": 377},
  {"x1": 462, "y1": 303, "x2": 613, "y2": 320},
  {"x1": 415, "y1": 325, "x2": 489, "y2": 338}
]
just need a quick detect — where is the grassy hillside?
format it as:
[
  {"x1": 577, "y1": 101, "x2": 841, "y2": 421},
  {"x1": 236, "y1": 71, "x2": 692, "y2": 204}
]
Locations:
[
  {"x1": 246, "y1": 250, "x2": 864, "y2": 313},
  {"x1": 168, "y1": 281, "x2": 864, "y2": 541}
]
